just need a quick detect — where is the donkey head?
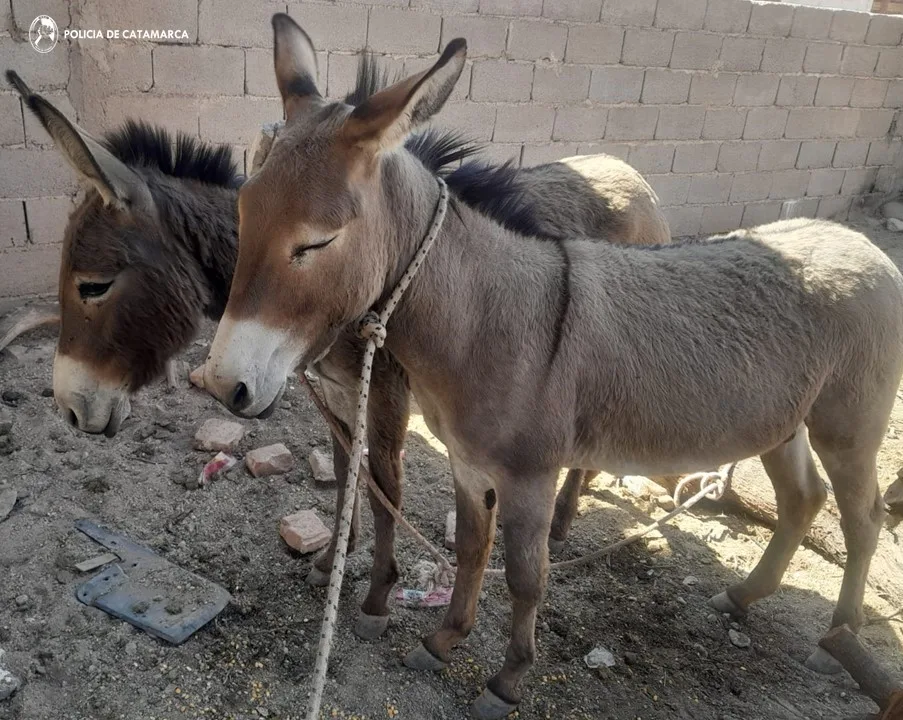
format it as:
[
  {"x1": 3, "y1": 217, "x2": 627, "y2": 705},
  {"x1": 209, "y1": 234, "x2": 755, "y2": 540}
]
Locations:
[
  {"x1": 204, "y1": 15, "x2": 466, "y2": 417},
  {"x1": 9, "y1": 72, "x2": 216, "y2": 436}
]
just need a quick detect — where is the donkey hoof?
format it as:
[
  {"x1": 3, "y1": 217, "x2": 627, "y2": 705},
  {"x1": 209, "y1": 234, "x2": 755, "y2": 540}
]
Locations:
[
  {"x1": 306, "y1": 566, "x2": 330, "y2": 587},
  {"x1": 548, "y1": 537, "x2": 566, "y2": 554},
  {"x1": 710, "y1": 591, "x2": 746, "y2": 617},
  {"x1": 804, "y1": 647, "x2": 844, "y2": 675},
  {"x1": 471, "y1": 688, "x2": 519, "y2": 720},
  {"x1": 354, "y1": 611, "x2": 390, "y2": 641},
  {"x1": 403, "y1": 642, "x2": 447, "y2": 672}
]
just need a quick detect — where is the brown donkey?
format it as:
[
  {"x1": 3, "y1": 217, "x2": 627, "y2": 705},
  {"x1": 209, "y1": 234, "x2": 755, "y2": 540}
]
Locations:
[
  {"x1": 204, "y1": 19, "x2": 903, "y2": 718},
  {"x1": 9, "y1": 66, "x2": 668, "y2": 630}
]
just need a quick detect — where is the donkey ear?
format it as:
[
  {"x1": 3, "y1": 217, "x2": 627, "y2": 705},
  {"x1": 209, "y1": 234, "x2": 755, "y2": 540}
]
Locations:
[
  {"x1": 271, "y1": 13, "x2": 321, "y2": 120},
  {"x1": 7, "y1": 70, "x2": 146, "y2": 209},
  {"x1": 342, "y1": 39, "x2": 467, "y2": 151}
]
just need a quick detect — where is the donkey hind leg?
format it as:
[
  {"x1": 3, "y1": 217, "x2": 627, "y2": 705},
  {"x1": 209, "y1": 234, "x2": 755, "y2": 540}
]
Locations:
[
  {"x1": 549, "y1": 469, "x2": 598, "y2": 552},
  {"x1": 308, "y1": 426, "x2": 362, "y2": 587},
  {"x1": 355, "y1": 355, "x2": 410, "y2": 640},
  {"x1": 404, "y1": 454, "x2": 497, "y2": 672},
  {"x1": 712, "y1": 428, "x2": 826, "y2": 616},
  {"x1": 474, "y1": 473, "x2": 557, "y2": 720},
  {"x1": 804, "y1": 434, "x2": 885, "y2": 674}
]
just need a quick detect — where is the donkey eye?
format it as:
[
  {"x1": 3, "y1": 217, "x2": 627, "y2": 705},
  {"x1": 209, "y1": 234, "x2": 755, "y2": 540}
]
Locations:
[
  {"x1": 78, "y1": 280, "x2": 114, "y2": 300},
  {"x1": 291, "y1": 235, "x2": 337, "y2": 262}
]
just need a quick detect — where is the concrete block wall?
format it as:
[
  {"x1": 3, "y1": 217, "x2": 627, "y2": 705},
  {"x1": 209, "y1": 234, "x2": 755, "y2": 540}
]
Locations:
[{"x1": 1, "y1": 0, "x2": 903, "y2": 299}]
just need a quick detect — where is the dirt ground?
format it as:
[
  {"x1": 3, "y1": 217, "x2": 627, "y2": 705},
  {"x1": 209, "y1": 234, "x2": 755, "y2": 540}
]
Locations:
[{"x1": 1, "y1": 214, "x2": 902, "y2": 720}]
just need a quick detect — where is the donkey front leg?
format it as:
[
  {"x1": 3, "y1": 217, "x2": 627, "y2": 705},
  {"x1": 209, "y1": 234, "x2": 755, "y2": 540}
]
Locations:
[
  {"x1": 404, "y1": 455, "x2": 497, "y2": 671},
  {"x1": 474, "y1": 473, "x2": 557, "y2": 720}
]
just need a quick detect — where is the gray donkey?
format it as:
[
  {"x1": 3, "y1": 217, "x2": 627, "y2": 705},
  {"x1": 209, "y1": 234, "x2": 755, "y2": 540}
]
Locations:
[{"x1": 204, "y1": 18, "x2": 903, "y2": 719}]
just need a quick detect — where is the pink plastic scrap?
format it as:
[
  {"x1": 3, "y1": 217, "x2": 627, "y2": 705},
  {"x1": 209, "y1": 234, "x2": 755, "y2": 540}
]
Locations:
[
  {"x1": 395, "y1": 586, "x2": 454, "y2": 608},
  {"x1": 198, "y1": 451, "x2": 237, "y2": 486}
]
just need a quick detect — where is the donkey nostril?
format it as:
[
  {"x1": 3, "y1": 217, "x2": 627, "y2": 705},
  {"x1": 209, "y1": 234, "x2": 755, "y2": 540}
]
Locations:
[
  {"x1": 231, "y1": 382, "x2": 250, "y2": 411},
  {"x1": 66, "y1": 409, "x2": 79, "y2": 428}
]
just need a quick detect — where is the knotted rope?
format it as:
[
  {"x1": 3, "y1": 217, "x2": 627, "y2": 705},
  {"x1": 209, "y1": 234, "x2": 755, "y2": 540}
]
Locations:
[{"x1": 305, "y1": 178, "x2": 449, "y2": 720}]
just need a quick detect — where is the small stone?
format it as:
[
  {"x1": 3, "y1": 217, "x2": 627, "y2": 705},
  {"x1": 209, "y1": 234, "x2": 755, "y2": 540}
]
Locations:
[
  {"x1": 728, "y1": 629, "x2": 751, "y2": 649},
  {"x1": 682, "y1": 575, "x2": 699, "y2": 586},
  {"x1": 280, "y1": 510, "x2": 331, "y2": 554},
  {"x1": 1, "y1": 390, "x2": 22, "y2": 407},
  {"x1": 245, "y1": 443, "x2": 294, "y2": 478},
  {"x1": 308, "y1": 448, "x2": 336, "y2": 486},
  {"x1": 0, "y1": 667, "x2": 20, "y2": 701},
  {"x1": 189, "y1": 365, "x2": 206, "y2": 390},
  {"x1": 655, "y1": 495, "x2": 676, "y2": 511},
  {"x1": 887, "y1": 217, "x2": 903, "y2": 232},
  {"x1": 622, "y1": 475, "x2": 669, "y2": 500},
  {"x1": 14, "y1": 595, "x2": 28, "y2": 608},
  {"x1": 194, "y1": 418, "x2": 245, "y2": 452},
  {"x1": 885, "y1": 477, "x2": 903, "y2": 514},
  {"x1": 40, "y1": 387, "x2": 54, "y2": 398},
  {"x1": 0, "y1": 488, "x2": 16, "y2": 522},
  {"x1": 124, "y1": 641, "x2": 137, "y2": 656},
  {"x1": 584, "y1": 646, "x2": 617, "y2": 669},
  {"x1": 444, "y1": 510, "x2": 456, "y2": 551},
  {"x1": 257, "y1": 708, "x2": 270, "y2": 718}
]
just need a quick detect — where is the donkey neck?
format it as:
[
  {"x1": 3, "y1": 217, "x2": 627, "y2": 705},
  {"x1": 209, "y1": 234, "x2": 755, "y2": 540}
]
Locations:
[{"x1": 146, "y1": 172, "x2": 239, "y2": 319}]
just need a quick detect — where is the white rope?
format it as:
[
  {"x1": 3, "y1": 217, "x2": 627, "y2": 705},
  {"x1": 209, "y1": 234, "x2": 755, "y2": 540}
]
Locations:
[{"x1": 305, "y1": 178, "x2": 449, "y2": 720}]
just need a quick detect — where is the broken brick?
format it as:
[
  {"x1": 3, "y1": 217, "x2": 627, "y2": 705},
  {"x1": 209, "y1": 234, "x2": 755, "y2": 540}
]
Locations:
[
  {"x1": 246, "y1": 443, "x2": 294, "y2": 478},
  {"x1": 194, "y1": 418, "x2": 245, "y2": 452},
  {"x1": 308, "y1": 448, "x2": 336, "y2": 486},
  {"x1": 280, "y1": 510, "x2": 330, "y2": 554}
]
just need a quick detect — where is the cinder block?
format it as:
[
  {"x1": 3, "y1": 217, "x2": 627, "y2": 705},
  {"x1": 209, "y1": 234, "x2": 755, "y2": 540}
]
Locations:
[
  {"x1": 748, "y1": 2, "x2": 794, "y2": 37},
  {"x1": 628, "y1": 143, "x2": 676, "y2": 174},
  {"x1": 757, "y1": 140, "x2": 800, "y2": 170},
  {"x1": 0, "y1": 150, "x2": 78, "y2": 196},
  {"x1": 780, "y1": 197, "x2": 820, "y2": 219},
  {"x1": 840, "y1": 167, "x2": 879, "y2": 195},
  {"x1": 885, "y1": 80, "x2": 903, "y2": 107},
  {"x1": 776, "y1": 75, "x2": 818, "y2": 107},
  {"x1": 814, "y1": 77, "x2": 855, "y2": 108},
  {"x1": 796, "y1": 140, "x2": 837, "y2": 169},
  {"x1": 552, "y1": 106, "x2": 608, "y2": 142},
  {"x1": 851, "y1": 79, "x2": 889, "y2": 109},
  {"x1": 495, "y1": 105, "x2": 555, "y2": 142},
  {"x1": 865, "y1": 14, "x2": 903, "y2": 46},
  {"x1": 23, "y1": 93, "x2": 78, "y2": 148},
  {"x1": 533, "y1": 65, "x2": 591, "y2": 102},
  {"x1": 80, "y1": 44, "x2": 154, "y2": 93},
  {"x1": 689, "y1": 72, "x2": 738, "y2": 105},
  {"x1": 24, "y1": 197, "x2": 74, "y2": 245},
  {"x1": 670, "y1": 32, "x2": 723, "y2": 70},
  {"x1": 857, "y1": 109, "x2": 895, "y2": 139},
  {"x1": 542, "y1": 0, "x2": 602, "y2": 22},
  {"x1": 565, "y1": 25, "x2": 624, "y2": 64},
  {"x1": 840, "y1": 46, "x2": 879, "y2": 76},
  {"x1": 0, "y1": 201, "x2": 26, "y2": 248},
  {"x1": 286, "y1": 3, "x2": 368, "y2": 51},
  {"x1": 438, "y1": 103, "x2": 498, "y2": 141},
  {"x1": 830, "y1": 10, "x2": 870, "y2": 44},
  {"x1": 876, "y1": 48, "x2": 903, "y2": 78},
  {"x1": 662, "y1": 205, "x2": 703, "y2": 236},
  {"x1": 688, "y1": 174, "x2": 730, "y2": 204},
  {"x1": 471, "y1": 61, "x2": 534, "y2": 102},
  {"x1": 199, "y1": 0, "x2": 271, "y2": 47},
  {"x1": 0, "y1": 245, "x2": 60, "y2": 298},
  {"x1": 741, "y1": 201, "x2": 783, "y2": 227},
  {"x1": 589, "y1": 67, "x2": 645, "y2": 103},
  {"x1": 804, "y1": 42, "x2": 843, "y2": 74},
  {"x1": 154, "y1": 46, "x2": 244, "y2": 96},
  {"x1": 369, "y1": 9, "x2": 441, "y2": 54},
  {"x1": 718, "y1": 141, "x2": 761, "y2": 172},
  {"x1": 867, "y1": 138, "x2": 901, "y2": 166},
  {"x1": 807, "y1": 168, "x2": 845, "y2": 196},
  {"x1": 655, "y1": 0, "x2": 707, "y2": 30},
  {"x1": 199, "y1": 97, "x2": 283, "y2": 144},
  {"x1": 480, "y1": 0, "x2": 542, "y2": 16},
  {"x1": 328, "y1": 53, "x2": 393, "y2": 100},
  {"x1": 734, "y1": 75, "x2": 779, "y2": 106},
  {"x1": 509, "y1": 20, "x2": 569, "y2": 61},
  {"x1": 672, "y1": 142, "x2": 720, "y2": 173},
  {"x1": 246, "y1": 48, "x2": 281, "y2": 97},
  {"x1": 0, "y1": 42, "x2": 68, "y2": 90},
  {"x1": 768, "y1": 178, "x2": 815, "y2": 207},
  {"x1": 444, "y1": 15, "x2": 508, "y2": 58},
  {"x1": 790, "y1": 6, "x2": 832, "y2": 40},
  {"x1": 655, "y1": 107, "x2": 705, "y2": 140},
  {"x1": 605, "y1": 107, "x2": 659, "y2": 141},
  {"x1": 413, "y1": 0, "x2": 478, "y2": 11},
  {"x1": 833, "y1": 140, "x2": 870, "y2": 168},
  {"x1": 84, "y1": 0, "x2": 197, "y2": 42},
  {"x1": 760, "y1": 38, "x2": 807, "y2": 73},
  {"x1": 642, "y1": 70, "x2": 691, "y2": 104},
  {"x1": 730, "y1": 172, "x2": 773, "y2": 202},
  {"x1": 521, "y1": 142, "x2": 580, "y2": 166},
  {"x1": 743, "y1": 107, "x2": 788, "y2": 140},
  {"x1": 480, "y1": 143, "x2": 523, "y2": 165},
  {"x1": 703, "y1": 109, "x2": 748, "y2": 140},
  {"x1": 579, "y1": 142, "x2": 631, "y2": 160},
  {"x1": 704, "y1": 0, "x2": 751, "y2": 34},
  {"x1": 816, "y1": 196, "x2": 852, "y2": 220},
  {"x1": 785, "y1": 107, "x2": 859, "y2": 140},
  {"x1": 104, "y1": 95, "x2": 199, "y2": 137},
  {"x1": 874, "y1": 165, "x2": 898, "y2": 193},
  {"x1": 719, "y1": 37, "x2": 765, "y2": 71},
  {"x1": 601, "y1": 0, "x2": 657, "y2": 26},
  {"x1": 648, "y1": 174, "x2": 691, "y2": 205},
  {"x1": 622, "y1": 28, "x2": 675, "y2": 67},
  {"x1": 0, "y1": 96, "x2": 23, "y2": 147},
  {"x1": 701, "y1": 204, "x2": 744, "y2": 234}
]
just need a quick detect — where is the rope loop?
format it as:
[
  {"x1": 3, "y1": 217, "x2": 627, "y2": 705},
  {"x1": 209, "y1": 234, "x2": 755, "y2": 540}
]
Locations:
[{"x1": 357, "y1": 311, "x2": 387, "y2": 348}]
